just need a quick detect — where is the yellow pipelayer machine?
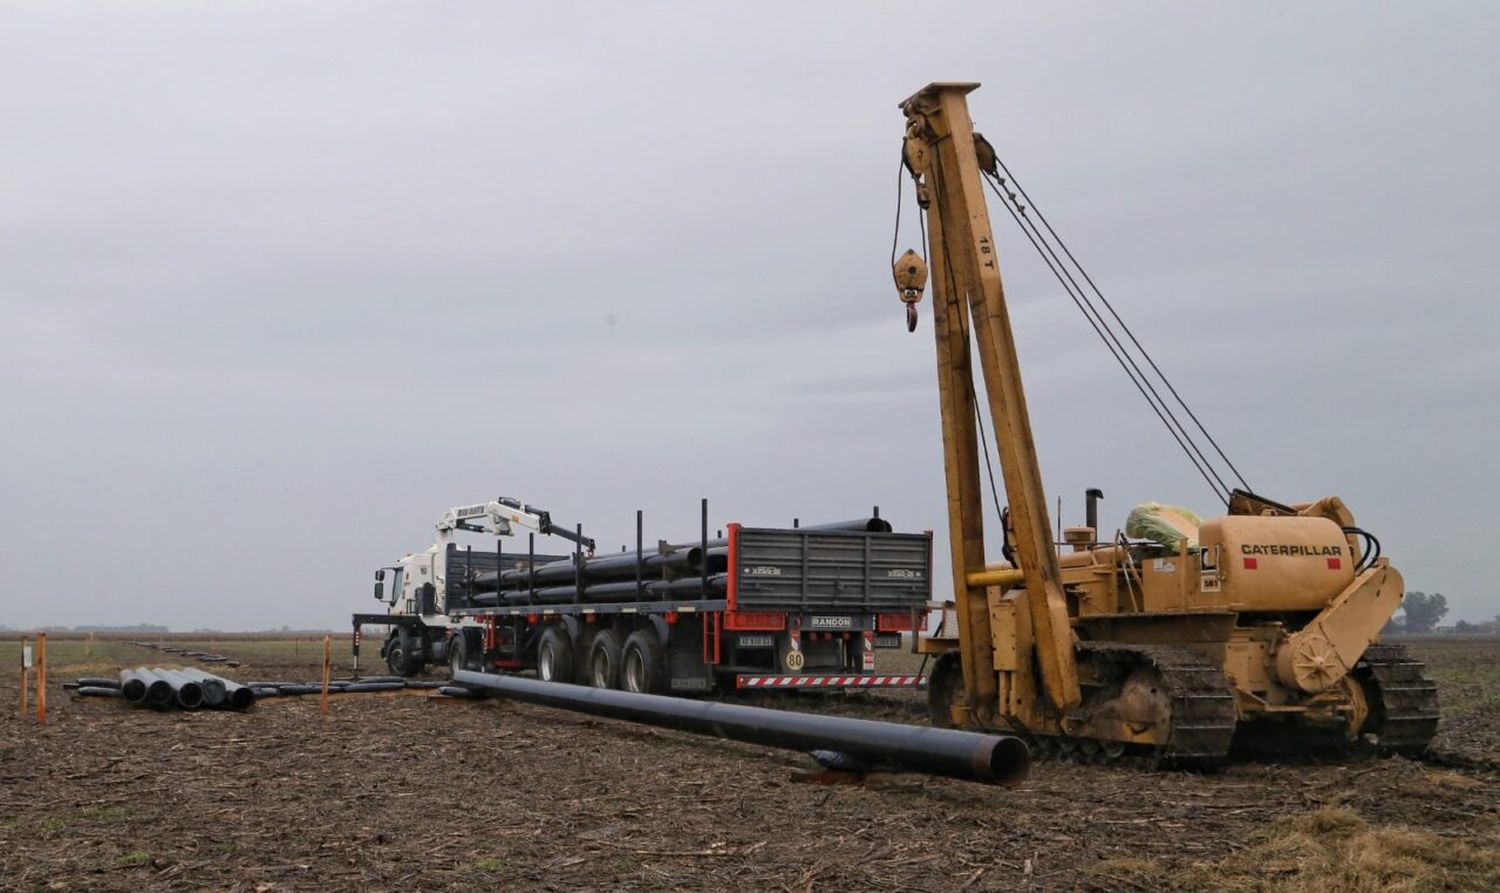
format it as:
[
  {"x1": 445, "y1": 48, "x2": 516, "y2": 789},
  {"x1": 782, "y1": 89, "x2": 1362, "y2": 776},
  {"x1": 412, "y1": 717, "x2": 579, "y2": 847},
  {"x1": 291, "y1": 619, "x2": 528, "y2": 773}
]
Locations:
[{"x1": 895, "y1": 83, "x2": 1437, "y2": 765}]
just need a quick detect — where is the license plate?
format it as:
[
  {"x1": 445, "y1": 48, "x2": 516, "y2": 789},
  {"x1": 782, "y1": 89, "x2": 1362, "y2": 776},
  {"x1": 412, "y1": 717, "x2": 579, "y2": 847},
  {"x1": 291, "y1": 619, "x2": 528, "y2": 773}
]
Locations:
[
  {"x1": 873, "y1": 633, "x2": 902, "y2": 648},
  {"x1": 736, "y1": 635, "x2": 773, "y2": 648},
  {"x1": 807, "y1": 615, "x2": 852, "y2": 630}
]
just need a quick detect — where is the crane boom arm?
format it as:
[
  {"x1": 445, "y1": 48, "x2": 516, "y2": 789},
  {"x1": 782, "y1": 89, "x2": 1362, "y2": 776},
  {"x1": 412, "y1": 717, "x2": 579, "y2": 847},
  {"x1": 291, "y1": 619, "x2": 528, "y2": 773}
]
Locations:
[
  {"x1": 437, "y1": 498, "x2": 596, "y2": 552},
  {"x1": 901, "y1": 82, "x2": 1081, "y2": 713}
]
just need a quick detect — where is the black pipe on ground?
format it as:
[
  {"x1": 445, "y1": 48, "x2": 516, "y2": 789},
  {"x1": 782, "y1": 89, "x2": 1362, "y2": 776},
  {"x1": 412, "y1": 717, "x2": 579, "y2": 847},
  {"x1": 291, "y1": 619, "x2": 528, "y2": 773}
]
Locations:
[
  {"x1": 120, "y1": 669, "x2": 149, "y2": 702},
  {"x1": 453, "y1": 671, "x2": 1029, "y2": 786},
  {"x1": 121, "y1": 668, "x2": 174, "y2": 706},
  {"x1": 179, "y1": 668, "x2": 255, "y2": 710},
  {"x1": 198, "y1": 677, "x2": 228, "y2": 707},
  {"x1": 152, "y1": 668, "x2": 205, "y2": 709},
  {"x1": 76, "y1": 676, "x2": 120, "y2": 688},
  {"x1": 77, "y1": 686, "x2": 122, "y2": 698}
]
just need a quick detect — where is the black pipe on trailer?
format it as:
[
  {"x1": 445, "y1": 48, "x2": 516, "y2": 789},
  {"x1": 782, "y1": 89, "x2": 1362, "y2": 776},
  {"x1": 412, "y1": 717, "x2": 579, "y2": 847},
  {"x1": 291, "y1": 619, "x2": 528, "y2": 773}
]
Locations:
[
  {"x1": 574, "y1": 523, "x2": 583, "y2": 602},
  {"x1": 452, "y1": 671, "x2": 1028, "y2": 786},
  {"x1": 796, "y1": 518, "x2": 894, "y2": 533}
]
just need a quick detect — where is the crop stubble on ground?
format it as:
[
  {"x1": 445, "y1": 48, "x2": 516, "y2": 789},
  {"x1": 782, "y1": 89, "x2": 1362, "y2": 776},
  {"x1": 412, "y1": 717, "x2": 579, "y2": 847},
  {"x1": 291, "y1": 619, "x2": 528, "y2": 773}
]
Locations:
[{"x1": 0, "y1": 636, "x2": 1496, "y2": 891}]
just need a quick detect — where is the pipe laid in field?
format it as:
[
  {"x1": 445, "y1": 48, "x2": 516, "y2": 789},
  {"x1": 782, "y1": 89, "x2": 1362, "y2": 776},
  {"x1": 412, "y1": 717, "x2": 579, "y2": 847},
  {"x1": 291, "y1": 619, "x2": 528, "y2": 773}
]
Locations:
[
  {"x1": 151, "y1": 668, "x2": 205, "y2": 709},
  {"x1": 76, "y1": 686, "x2": 123, "y2": 698},
  {"x1": 197, "y1": 677, "x2": 228, "y2": 707},
  {"x1": 453, "y1": 670, "x2": 1029, "y2": 786},
  {"x1": 177, "y1": 668, "x2": 255, "y2": 710},
  {"x1": 121, "y1": 668, "x2": 174, "y2": 706}
]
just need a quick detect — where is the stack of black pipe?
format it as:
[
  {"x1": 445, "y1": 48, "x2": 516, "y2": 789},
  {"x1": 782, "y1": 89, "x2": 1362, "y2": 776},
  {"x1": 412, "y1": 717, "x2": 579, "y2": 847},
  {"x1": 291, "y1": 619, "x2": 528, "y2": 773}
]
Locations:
[
  {"x1": 112, "y1": 667, "x2": 256, "y2": 711},
  {"x1": 462, "y1": 517, "x2": 890, "y2": 607},
  {"x1": 465, "y1": 543, "x2": 729, "y2": 607}
]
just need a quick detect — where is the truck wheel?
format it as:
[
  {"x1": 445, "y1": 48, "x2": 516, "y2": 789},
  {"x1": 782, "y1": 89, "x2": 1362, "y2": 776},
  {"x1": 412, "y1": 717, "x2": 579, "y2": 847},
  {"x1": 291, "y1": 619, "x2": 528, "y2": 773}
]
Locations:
[
  {"x1": 926, "y1": 652, "x2": 965, "y2": 729},
  {"x1": 386, "y1": 631, "x2": 415, "y2": 677},
  {"x1": 588, "y1": 630, "x2": 624, "y2": 689},
  {"x1": 448, "y1": 634, "x2": 469, "y2": 678},
  {"x1": 621, "y1": 630, "x2": 665, "y2": 694},
  {"x1": 537, "y1": 628, "x2": 575, "y2": 684}
]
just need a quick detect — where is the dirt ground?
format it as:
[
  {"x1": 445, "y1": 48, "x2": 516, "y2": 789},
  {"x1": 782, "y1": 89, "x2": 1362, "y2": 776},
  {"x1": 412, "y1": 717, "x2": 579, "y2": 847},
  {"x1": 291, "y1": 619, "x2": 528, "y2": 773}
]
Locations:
[{"x1": 1, "y1": 635, "x2": 1496, "y2": 891}]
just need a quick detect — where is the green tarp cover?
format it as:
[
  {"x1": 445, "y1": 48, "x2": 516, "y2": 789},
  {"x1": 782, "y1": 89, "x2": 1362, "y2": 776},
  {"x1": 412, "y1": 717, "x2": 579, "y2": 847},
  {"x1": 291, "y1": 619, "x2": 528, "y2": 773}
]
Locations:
[{"x1": 1124, "y1": 502, "x2": 1203, "y2": 550}]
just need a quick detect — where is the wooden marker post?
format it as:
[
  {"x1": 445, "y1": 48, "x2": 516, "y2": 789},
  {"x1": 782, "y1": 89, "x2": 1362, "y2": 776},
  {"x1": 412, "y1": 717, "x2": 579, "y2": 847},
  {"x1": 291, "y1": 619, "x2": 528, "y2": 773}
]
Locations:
[
  {"x1": 35, "y1": 633, "x2": 47, "y2": 726},
  {"x1": 19, "y1": 637, "x2": 29, "y2": 719},
  {"x1": 320, "y1": 635, "x2": 332, "y2": 716}
]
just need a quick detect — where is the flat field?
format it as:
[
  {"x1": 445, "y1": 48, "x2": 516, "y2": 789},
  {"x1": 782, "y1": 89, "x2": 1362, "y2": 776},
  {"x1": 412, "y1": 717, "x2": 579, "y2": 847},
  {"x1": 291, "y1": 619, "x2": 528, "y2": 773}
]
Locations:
[{"x1": 1, "y1": 634, "x2": 1496, "y2": 891}]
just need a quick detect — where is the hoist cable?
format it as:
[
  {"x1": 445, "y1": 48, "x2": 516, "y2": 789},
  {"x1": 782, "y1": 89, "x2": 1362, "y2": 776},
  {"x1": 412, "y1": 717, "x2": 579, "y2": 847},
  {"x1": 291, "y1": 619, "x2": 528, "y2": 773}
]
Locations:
[
  {"x1": 991, "y1": 156, "x2": 1250, "y2": 492},
  {"x1": 889, "y1": 155, "x2": 905, "y2": 271},
  {"x1": 983, "y1": 176, "x2": 1230, "y2": 505},
  {"x1": 982, "y1": 174, "x2": 1233, "y2": 501}
]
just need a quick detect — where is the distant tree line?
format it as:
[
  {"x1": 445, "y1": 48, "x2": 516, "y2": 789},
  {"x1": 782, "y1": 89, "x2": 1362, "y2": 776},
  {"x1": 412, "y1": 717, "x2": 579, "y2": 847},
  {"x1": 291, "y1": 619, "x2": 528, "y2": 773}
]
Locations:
[{"x1": 1382, "y1": 591, "x2": 1498, "y2": 634}]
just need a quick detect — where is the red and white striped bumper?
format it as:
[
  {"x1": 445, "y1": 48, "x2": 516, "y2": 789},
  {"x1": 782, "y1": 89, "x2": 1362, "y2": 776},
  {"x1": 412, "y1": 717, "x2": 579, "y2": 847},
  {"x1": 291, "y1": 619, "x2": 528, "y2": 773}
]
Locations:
[{"x1": 735, "y1": 673, "x2": 926, "y2": 689}]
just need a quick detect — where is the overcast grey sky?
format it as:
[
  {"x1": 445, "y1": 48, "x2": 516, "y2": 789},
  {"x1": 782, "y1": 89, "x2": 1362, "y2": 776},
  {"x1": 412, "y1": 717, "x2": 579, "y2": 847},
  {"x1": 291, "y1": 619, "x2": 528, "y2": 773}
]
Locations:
[{"x1": 3, "y1": 3, "x2": 1496, "y2": 629}]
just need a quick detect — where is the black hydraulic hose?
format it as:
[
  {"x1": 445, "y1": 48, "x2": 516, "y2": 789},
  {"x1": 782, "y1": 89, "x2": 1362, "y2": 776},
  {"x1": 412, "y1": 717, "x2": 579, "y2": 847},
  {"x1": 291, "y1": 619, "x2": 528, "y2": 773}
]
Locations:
[
  {"x1": 1342, "y1": 526, "x2": 1381, "y2": 571},
  {"x1": 454, "y1": 670, "x2": 1029, "y2": 786}
]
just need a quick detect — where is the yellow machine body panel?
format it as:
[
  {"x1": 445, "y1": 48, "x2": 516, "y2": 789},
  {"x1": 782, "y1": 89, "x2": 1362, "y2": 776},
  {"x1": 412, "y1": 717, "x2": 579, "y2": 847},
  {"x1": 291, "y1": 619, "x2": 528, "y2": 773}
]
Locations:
[{"x1": 1201, "y1": 515, "x2": 1356, "y2": 612}]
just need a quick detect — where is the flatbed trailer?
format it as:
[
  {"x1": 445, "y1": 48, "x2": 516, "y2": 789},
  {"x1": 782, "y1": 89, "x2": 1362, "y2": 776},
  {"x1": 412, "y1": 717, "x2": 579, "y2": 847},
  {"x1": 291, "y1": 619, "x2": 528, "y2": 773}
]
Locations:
[{"x1": 353, "y1": 515, "x2": 933, "y2": 694}]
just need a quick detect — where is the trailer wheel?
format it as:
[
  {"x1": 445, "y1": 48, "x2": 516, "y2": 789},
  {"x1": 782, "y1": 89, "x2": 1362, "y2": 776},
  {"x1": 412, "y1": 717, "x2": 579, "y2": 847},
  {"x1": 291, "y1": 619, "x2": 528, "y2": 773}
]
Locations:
[
  {"x1": 926, "y1": 652, "x2": 965, "y2": 729},
  {"x1": 588, "y1": 629, "x2": 624, "y2": 689},
  {"x1": 537, "y1": 628, "x2": 575, "y2": 684},
  {"x1": 621, "y1": 630, "x2": 666, "y2": 694}
]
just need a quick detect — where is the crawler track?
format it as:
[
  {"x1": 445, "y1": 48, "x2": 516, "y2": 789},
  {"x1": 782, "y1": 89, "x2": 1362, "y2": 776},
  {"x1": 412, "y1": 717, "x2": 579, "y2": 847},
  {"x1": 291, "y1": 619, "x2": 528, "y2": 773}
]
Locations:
[
  {"x1": 1032, "y1": 644, "x2": 1239, "y2": 768},
  {"x1": 1357, "y1": 643, "x2": 1441, "y2": 755}
]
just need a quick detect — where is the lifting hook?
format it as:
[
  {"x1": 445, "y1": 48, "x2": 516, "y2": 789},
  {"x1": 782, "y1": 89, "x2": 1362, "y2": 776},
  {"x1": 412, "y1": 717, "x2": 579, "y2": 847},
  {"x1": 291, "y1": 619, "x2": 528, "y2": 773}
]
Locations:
[{"x1": 893, "y1": 249, "x2": 928, "y2": 333}]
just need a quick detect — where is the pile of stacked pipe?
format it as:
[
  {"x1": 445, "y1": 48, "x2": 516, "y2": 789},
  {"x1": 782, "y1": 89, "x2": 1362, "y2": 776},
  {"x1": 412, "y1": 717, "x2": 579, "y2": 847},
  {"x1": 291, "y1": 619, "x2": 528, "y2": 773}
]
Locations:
[
  {"x1": 462, "y1": 519, "x2": 889, "y2": 608},
  {"x1": 69, "y1": 673, "x2": 470, "y2": 705}
]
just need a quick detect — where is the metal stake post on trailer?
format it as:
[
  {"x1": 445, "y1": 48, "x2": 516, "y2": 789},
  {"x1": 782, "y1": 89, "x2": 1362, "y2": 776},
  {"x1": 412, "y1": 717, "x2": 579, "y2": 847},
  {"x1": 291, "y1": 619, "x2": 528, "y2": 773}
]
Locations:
[
  {"x1": 701, "y1": 498, "x2": 709, "y2": 611},
  {"x1": 635, "y1": 510, "x2": 644, "y2": 600},
  {"x1": 574, "y1": 524, "x2": 584, "y2": 602},
  {"x1": 494, "y1": 535, "x2": 504, "y2": 660}
]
